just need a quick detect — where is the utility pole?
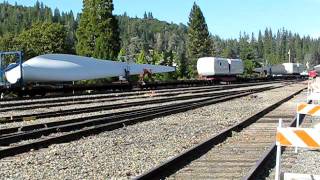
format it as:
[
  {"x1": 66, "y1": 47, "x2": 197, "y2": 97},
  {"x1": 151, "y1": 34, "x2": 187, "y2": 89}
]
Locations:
[{"x1": 288, "y1": 49, "x2": 291, "y2": 63}]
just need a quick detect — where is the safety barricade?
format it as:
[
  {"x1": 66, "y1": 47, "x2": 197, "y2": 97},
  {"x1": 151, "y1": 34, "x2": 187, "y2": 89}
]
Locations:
[
  {"x1": 275, "y1": 119, "x2": 320, "y2": 180},
  {"x1": 296, "y1": 102, "x2": 320, "y2": 152},
  {"x1": 296, "y1": 102, "x2": 320, "y2": 127}
]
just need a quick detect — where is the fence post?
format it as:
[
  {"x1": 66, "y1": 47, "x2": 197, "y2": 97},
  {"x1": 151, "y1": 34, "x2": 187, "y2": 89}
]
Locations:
[
  {"x1": 295, "y1": 113, "x2": 300, "y2": 153},
  {"x1": 275, "y1": 118, "x2": 282, "y2": 180}
]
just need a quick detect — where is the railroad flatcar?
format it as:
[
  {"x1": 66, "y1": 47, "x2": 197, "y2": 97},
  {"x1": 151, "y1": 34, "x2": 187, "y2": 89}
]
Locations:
[
  {"x1": 4, "y1": 54, "x2": 175, "y2": 84},
  {"x1": 314, "y1": 64, "x2": 320, "y2": 73},
  {"x1": 0, "y1": 52, "x2": 176, "y2": 96},
  {"x1": 254, "y1": 63, "x2": 305, "y2": 76},
  {"x1": 197, "y1": 57, "x2": 244, "y2": 81}
]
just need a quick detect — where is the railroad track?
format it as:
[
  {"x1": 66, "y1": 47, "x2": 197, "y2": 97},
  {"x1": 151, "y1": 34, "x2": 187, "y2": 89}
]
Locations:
[
  {"x1": 0, "y1": 84, "x2": 281, "y2": 124},
  {"x1": 244, "y1": 104, "x2": 312, "y2": 180},
  {"x1": 0, "y1": 79, "x2": 287, "y2": 102},
  {"x1": 0, "y1": 88, "x2": 260, "y2": 134},
  {"x1": 0, "y1": 81, "x2": 284, "y2": 112},
  {"x1": 0, "y1": 86, "x2": 273, "y2": 159},
  {"x1": 135, "y1": 87, "x2": 305, "y2": 179}
]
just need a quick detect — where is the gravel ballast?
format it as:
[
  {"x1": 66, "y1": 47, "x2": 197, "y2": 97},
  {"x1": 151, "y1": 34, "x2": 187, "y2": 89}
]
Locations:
[
  {"x1": 0, "y1": 82, "x2": 306, "y2": 179},
  {"x1": 266, "y1": 115, "x2": 320, "y2": 179},
  {"x1": 0, "y1": 84, "x2": 280, "y2": 129}
]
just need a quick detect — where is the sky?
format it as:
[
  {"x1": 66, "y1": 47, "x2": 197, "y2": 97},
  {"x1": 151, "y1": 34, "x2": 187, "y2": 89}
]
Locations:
[{"x1": 5, "y1": 0, "x2": 320, "y2": 39}]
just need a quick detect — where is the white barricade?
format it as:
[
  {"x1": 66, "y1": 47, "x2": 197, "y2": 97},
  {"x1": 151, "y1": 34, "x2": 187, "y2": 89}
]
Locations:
[
  {"x1": 275, "y1": 119, "x2": 320, "y2": 180},
  {"x1": 307, "y1": 78, "x2": 320, "y2": 103}
]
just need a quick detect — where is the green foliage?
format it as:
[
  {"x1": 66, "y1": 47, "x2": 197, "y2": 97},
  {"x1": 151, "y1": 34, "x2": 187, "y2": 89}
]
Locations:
[
  {"x1": 187, "y1": 2, "x2": 212, "y2": 77},
  {"x1": 1, "y1": 1, "x2": 320, "y2": 79},
  {"x1": 0, "y1": 2, "x2": 77, "y2": 51},
  {"x1": 0, "y1": 33, "x2": 18, "y2": 51},
  {"x1": 15, "y1": 22, "x2": 69, "y2": 59},
  {"x1": 151, "y1": 50, "x2": 163, "y2": 64},
  {"x1": 76, "y1": 0, "x2": 120, "y2": 60},
  {"x1": 136, "y1": 50, "x2": 147, "y2": 64},
  {"x1": 117, "y1": 48, "x2": 126, "y2": 61},
  {"x1": 243, "y1": 60, "x2": 255, "y2": 75}
]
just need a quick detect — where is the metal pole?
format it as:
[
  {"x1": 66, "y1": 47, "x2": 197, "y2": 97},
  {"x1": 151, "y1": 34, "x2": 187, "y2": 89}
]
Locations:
[
  {"x1": 288, "y1": 49, "x2": 291, "y2": 63},
  {"x1": 19, "y1": 52, "x2": 23, "y2": 87},
  {"x1": 0, "y1": 53, "x2": 3, "y2": 99},
  {"x1": 0, "y1": 53, "x2": 2, "y2": 84},
  {"x1": 72, "y1": 81, "x2": 75, "y2": 95},
  {"x1": 295, "y1": 113, "x2": 300, "y2": 153},
  {"x1": 275, "y1": 118, "x2": 283, "y2": 180}
]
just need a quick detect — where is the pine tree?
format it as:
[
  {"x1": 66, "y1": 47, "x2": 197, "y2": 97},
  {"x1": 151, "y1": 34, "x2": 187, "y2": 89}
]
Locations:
[
  {"x1": 76, "y1": 0, "x2": 120, "y2": 60},
  {"x1": 136, "y1": 50, "x2": 147, "y2": 64},
  {"x1": 187, "y1": 2, "x2": 212, "y2": 77},
  {"x1": 16, "y1": 22, "x2": 68, "y2": 59}
]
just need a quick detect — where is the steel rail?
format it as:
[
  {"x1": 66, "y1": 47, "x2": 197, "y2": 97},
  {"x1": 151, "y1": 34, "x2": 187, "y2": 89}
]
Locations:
[
  {"x1": 0, "y1": 81, "x2": 281, "y2": 111},
  {"x1": 134, "y1": 88, "x2": 305, "y2": 180},
  {"x1": 0, "y1": 86, "x2": 275, "y2": 124},
  {"x1": 242, "y1": 101, "x2": 309, "y2": 180},
  {"x1": 0, "y1": 87, "x2": 271, "y2": 159}
]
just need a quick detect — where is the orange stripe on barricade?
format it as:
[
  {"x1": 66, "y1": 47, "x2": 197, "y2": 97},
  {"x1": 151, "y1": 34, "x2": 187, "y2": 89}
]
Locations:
[
  {"x1": 308, "y1": 106, "x2": 320, "y2": 116},
  {"x1": 294, "y1": 130, "x2": 320, "y2": 148},
  {"x1": 276, "y1": 132, "x2": 292, "y2": 146},
  {"x1": 297, "y1": 103, "x2": 307, "y2": 112}
]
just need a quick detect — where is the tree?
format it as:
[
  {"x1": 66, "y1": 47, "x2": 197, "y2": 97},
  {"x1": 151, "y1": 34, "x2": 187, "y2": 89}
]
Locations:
[
  {"x1": 76, "y1": 0, "x2": 120, "y2": 60},
  {"x1": 15, "y1": 22, "x2": 68, "y2": 59},
  {"x1": 53, "y1": 8, "x2": 60, "y2": 22},
  {"x1": 0, "y1": 33, "x2": 17, "y2": 51},
  {"x1": 117, "y1": 48, "x2": 126, "y2": 61},
  {"x1": 136, "y1": 50, "x2": 147, "y2": 64},
  {"x1": 187, "y1": 2, "x2": 212, "y2": 77}
]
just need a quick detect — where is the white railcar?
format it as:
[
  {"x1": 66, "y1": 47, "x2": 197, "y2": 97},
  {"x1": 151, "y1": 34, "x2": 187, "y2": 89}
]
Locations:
[
  {"x1": 270, "y1": 64, "x2": 286, "y2": 75},
  {"x1": 315, "y1": 64, "x2": 320, "y2": 73},
  {"x1": 228, "y1": 59, "x2": 244, "y2": 75},
  {"x1": 197, "y1": 57, "x2": 229, "y2": 76},
  {"x1": 4, "y1": 54, "x2": 175, "y2": 84},
  {"x1": 197, "y1": 57, "x2": 243, "y2": 77},
  {"x1": 283, "y1": 63, "x2": 304, "y2": 74},
  {"x1": 255, "y1": 63, "x2": 306, "y2": 76}
]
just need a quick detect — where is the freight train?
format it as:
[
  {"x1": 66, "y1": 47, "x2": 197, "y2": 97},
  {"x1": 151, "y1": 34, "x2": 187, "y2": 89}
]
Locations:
[
  {"x1": 254, "y1": 63, "x2": 306, "y2": 76},
  {"x1": 0, "y1": 51, "x2": 176, "y2": 97},
  {"x1": 197, "y1": 57, "x2": 244, "y2": 82},
  {"x1": 197, "y1": 57, "x2": 308, "y2": 81},
  {"x1": 0, "y1": 52, "x2": 307, "y2": 97}
]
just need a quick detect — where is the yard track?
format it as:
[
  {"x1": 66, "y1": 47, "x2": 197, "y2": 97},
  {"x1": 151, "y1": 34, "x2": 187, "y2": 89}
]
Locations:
[
  {"x1": 0, "y1": 86, "x2": 273, "y2": 159},
  {"x1": 135, "y1": 87, "x2": 305, "y2": 179},
  {"x1": 0, "y1": 82, "x2": 285, "y2": 124}
]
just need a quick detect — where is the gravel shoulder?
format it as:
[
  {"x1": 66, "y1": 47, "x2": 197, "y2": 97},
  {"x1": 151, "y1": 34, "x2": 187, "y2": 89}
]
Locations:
[
  {"x1": 266, "y1": 115, "x2": 320, "y2": 179},
  {"x1": 0, "y1": 82, "x2": 306, "y2": 179},
  {"x1": 0, "y1": 83, "x2": 280, "y2": 129}
]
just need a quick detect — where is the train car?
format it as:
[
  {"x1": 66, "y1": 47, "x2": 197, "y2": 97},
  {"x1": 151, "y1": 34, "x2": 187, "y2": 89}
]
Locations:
[
  {"x1": 0, "y1": 52, "x2": 176, "y2": 96},
  {"x1": 197, "y1": 57, "x2": 229, "y2": 76},
  {"x1": 228, "y1": 59, "x2": 244, "y2": 75},
  {"x1": 283, "y1": 63, "x2": 305, "y2": 74},
  {"x1": 197, "y1": 57, "x2": 244, "y2": 82},
  {"x1": 4, "y1": 54, "x2": 175, "y2": 84},
  {"x1": 270, "y1": 64, "x2": 286, "y2": 75},
  {"x1": 255, "y1": 63, "x2": 305, "y2": 76},
  {"x1": 314, "y1": 64, "x2": 320, "y2": 73}
]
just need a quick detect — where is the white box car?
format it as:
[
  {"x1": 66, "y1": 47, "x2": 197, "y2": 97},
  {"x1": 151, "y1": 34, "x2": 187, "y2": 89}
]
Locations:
[
  {"x1": 197, "y1": 57, "x2": 244, "y2": 76},
  {"x1": 197, "y1": 57, "x2": 229, "y2": 76},
  {"x1": 228, "y1": 59, "x2": 244, "y2": 75}
]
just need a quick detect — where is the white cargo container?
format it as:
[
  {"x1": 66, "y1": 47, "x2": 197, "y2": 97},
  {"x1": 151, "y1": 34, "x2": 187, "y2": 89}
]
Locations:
[
  {"x1": 283, "y1": 63, "x2": 304, "y2": 74},
  {"x1": 197, "y1": 57, "x2": 229, "y2": 76},
  {"x1": 270, "y1": 64, "x2": 286, "y2": 75},
  {"x1": 315, "y1": 64, "x2": 320, "y2": 73},
  {"x1": 197, "y1": 57, "x2": 244, "y2": 76},
  {"x1": 228, "y1": 59, "x2": 244, "y2": 75},
  {"x1": 4, "y1": 54, "x2": 175, "y2": 84}
]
